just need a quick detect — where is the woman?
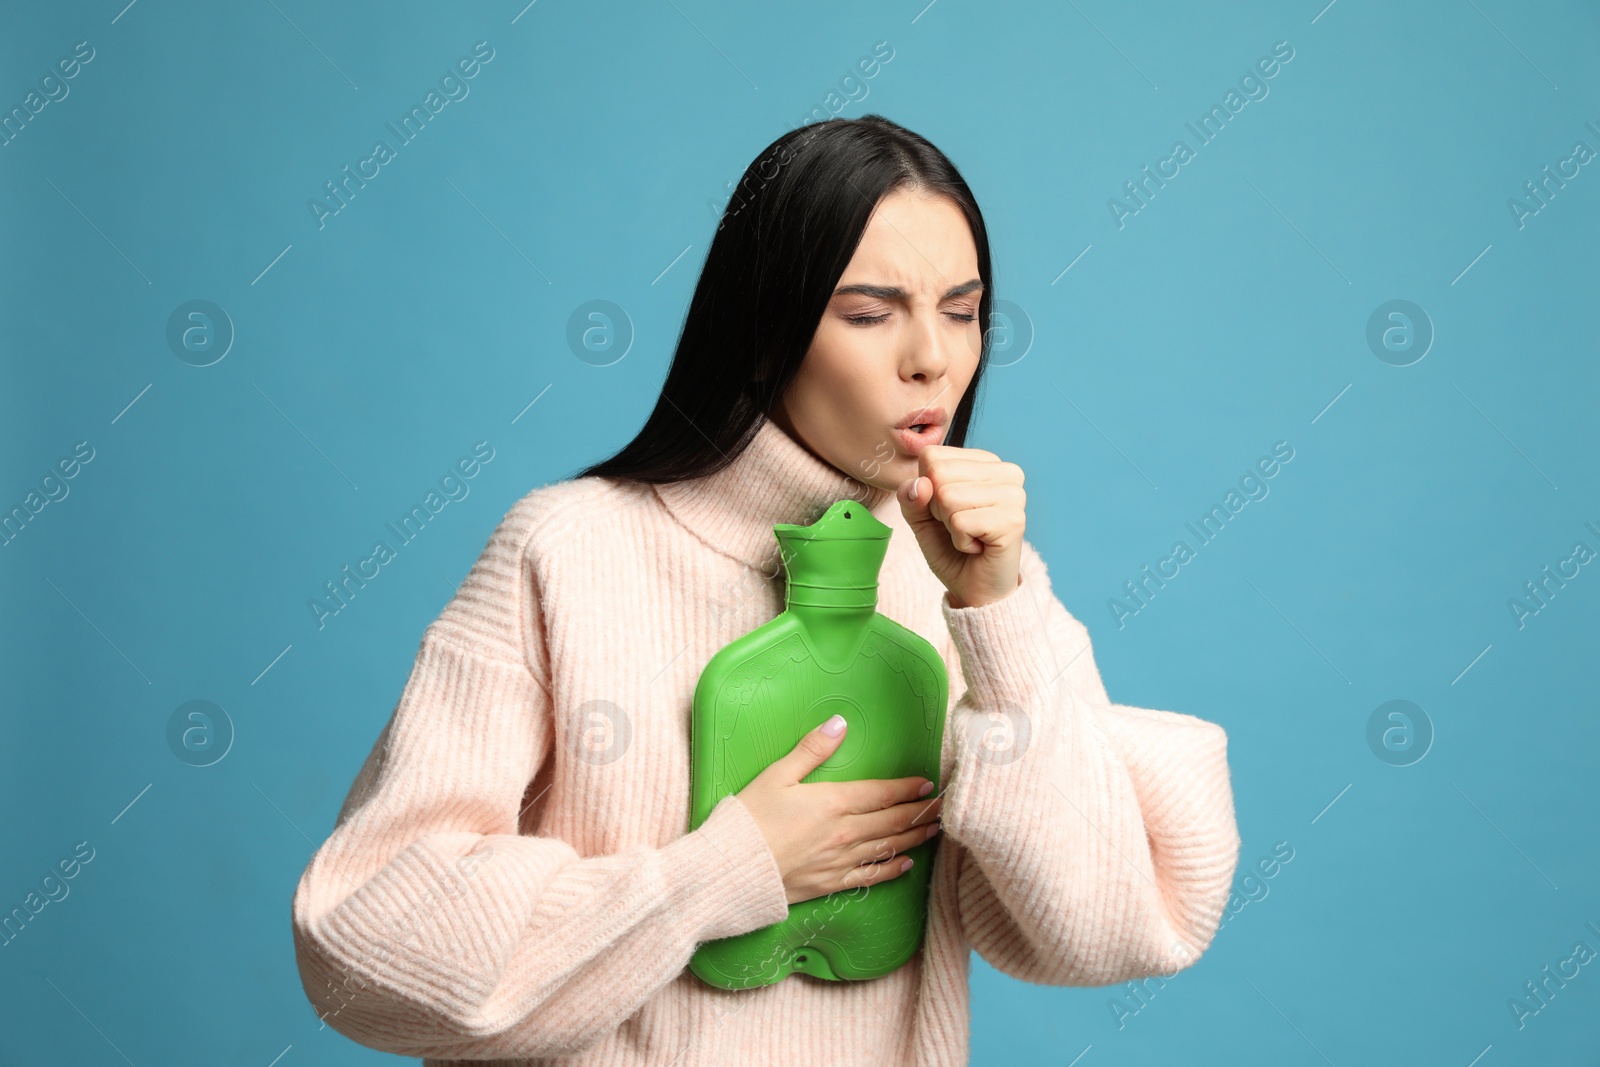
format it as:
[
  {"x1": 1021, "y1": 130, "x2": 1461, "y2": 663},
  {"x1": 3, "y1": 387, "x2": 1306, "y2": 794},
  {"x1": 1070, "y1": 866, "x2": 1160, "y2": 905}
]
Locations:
[{"x1": 291, "y1": 114, "x2": 1240, "y2": 1065}]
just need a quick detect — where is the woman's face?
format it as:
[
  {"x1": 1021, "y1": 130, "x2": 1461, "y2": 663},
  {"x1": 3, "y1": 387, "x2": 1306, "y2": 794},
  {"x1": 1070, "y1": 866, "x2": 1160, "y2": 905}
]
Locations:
[{"x1": 769, "y1": 186, "x2": 983, "y2": 494}]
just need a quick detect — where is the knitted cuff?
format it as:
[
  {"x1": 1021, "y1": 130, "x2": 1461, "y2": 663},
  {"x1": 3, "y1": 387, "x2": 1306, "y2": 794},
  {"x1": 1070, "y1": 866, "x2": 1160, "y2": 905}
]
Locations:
[
  {"x1": 939, "y1": 573, "x2": 1059, "y2": 711},
  {"x1": 667, "y1": 793, "x2": 790, "y2": 944}
]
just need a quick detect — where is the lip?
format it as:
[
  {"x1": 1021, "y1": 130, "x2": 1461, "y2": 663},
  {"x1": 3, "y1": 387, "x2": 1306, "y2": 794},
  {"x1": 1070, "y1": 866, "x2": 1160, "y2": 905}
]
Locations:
[
  {"x1": 894, "y1": 406, "x2": 949, "y2": 432},
  {"x1": 892, "y1": 406, "x2": 948, "y2": 457},
  {"x1": 894, "y1": 423, "x2": 946, "y2": 456}
]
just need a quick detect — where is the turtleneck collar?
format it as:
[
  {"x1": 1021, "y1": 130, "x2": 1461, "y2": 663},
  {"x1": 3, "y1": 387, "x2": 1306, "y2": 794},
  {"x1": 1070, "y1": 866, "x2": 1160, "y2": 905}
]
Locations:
[{"x1": 651, "y1": 415, "x2": 902, "y2": 574}]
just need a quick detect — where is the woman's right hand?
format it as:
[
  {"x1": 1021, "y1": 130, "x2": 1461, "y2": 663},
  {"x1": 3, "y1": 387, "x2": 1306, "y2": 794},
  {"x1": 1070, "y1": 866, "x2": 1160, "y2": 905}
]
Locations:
[{"x1": 734, "y1": 714, "x2": 944, "y2": 906}]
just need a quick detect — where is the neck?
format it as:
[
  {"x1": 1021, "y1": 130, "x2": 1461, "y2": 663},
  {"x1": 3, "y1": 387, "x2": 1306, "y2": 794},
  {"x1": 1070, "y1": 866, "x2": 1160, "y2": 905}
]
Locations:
[{"x1": 650, "y1": 416, "x2": 899, "y2": 573}]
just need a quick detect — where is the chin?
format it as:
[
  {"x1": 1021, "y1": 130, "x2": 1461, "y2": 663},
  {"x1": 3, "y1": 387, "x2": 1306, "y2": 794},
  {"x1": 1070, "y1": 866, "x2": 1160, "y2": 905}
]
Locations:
[
  {"x1": 850, "y1": 465, "x2": 901, "y2": 496},
  {"x1": 877, "y1": 458, "x2": 917, "y2": 492}
]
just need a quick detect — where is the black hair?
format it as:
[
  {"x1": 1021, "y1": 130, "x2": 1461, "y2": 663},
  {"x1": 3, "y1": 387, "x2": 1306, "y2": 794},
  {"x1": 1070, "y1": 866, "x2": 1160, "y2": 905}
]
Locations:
[{"x1": 573, "y1": 113, "x2": 993, "y2": 485}]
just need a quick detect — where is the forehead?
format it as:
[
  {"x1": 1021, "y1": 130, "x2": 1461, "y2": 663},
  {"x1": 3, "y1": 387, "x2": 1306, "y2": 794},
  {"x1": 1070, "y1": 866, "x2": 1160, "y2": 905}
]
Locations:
[{"x1": 837, "y1": 188, "x2": 979, "y2": 292}]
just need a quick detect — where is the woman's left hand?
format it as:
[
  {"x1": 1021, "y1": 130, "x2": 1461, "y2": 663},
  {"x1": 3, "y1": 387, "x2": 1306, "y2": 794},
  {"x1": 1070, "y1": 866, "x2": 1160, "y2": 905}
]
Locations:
[{"x1": 896, "y1": 445, "x2": 1026, "y2": 610}]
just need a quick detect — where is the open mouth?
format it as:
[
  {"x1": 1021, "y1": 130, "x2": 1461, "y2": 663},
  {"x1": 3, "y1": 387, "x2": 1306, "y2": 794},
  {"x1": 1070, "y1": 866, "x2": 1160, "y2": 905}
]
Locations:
[
  {"x1": 893, "y1": 406, "x2": 948, "y2": 453},
  {"x1": 895, "y1": 422, "x2": 945, "y2": 453}
]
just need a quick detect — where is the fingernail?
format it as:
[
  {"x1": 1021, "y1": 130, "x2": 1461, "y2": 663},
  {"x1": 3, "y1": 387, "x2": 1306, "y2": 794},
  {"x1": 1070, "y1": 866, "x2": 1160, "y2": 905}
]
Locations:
[
  {"x1": 820, "y1": 714, "x2": 847, "y2": 737},
  {"x1": 910, "y1": 479, "x2": 919, "y2": 502},
  {"x1": 899, "y1": 857, "x2": 913, "y2": 872},
  {"x1": 918, "y1": 780, "x2": 933, "y2": 796},
  {"x1": 926, "y1": 823, "x2": 941, "y2": 840}
]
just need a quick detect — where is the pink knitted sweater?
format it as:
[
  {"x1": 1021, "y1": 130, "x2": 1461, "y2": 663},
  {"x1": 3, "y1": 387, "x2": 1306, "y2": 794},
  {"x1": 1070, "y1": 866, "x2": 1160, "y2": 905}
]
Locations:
[{"x1": 291, "y1": 415, "x2": 1241, "y2": 1065}]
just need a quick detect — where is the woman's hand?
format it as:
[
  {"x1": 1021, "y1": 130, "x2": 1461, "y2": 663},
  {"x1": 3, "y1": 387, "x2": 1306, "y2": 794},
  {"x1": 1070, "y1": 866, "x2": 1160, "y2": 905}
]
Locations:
[
  {"x1": 735, "y1": 715, "x2": 943, "y2": 906},
  {"x1": 897, "y1": 444, "x2": 1026, "y2": 609}
]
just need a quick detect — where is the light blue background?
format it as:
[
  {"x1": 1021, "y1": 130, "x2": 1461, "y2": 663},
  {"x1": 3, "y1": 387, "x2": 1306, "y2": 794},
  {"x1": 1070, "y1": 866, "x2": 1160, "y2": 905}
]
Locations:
[{"x1": 3, "y1": 1, "x2": 1597, "y2": 1064}]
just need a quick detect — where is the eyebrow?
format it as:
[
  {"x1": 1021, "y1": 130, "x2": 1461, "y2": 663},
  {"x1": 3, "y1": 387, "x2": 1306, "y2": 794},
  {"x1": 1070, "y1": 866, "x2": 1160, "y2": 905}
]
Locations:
[{"x1": 832, "y1": 279, "x2": 984, "y2": 300}]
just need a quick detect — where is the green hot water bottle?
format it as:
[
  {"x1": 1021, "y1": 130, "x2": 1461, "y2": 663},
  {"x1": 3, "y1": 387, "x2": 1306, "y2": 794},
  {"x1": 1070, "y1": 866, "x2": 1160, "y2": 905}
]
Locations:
[{"x1": 687, "y1": 498, "x2": 949, "y2": 989}]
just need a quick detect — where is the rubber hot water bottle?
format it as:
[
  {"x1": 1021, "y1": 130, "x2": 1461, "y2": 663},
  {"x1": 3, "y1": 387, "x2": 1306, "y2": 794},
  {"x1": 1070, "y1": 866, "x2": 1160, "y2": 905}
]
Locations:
[{"x1": 687, "y1": 498, "x2": 949, "y2": 989}]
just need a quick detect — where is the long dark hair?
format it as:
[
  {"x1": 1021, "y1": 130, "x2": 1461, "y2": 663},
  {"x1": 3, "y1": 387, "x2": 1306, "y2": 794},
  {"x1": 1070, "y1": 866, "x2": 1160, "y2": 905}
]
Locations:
[{"x1": 574, "y1": 114, "x2": 994, "y2": 485}]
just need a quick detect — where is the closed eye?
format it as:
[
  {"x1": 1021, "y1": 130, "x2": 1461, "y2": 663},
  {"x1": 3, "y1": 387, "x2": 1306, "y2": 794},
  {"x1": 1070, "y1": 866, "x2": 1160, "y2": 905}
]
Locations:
[{"x1": 846, "y1": 311, "x2": 977, "y2": 326}]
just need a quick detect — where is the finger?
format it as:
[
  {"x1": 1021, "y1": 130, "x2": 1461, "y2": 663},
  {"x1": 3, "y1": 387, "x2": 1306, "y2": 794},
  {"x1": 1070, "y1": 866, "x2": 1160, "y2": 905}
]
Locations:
[
  {"x1": 928, "y1": 489, "x2": 1024, "y2": 551},
  {"x1": 836, "y1": 774, "x2": 935, "y2": 815},
  {"x1": 897, "y1": 473, "x2": 935, "y2": 519},
  {"x1": 848, "y1": 815, "x2": 942, "y2": 868},
  {"x1": 926, "y1": 481, "x2": 1025, "y2": 516},
  {"x1": 762, "y1": 715, "x2": 848, "y2": 786},
  {"x1": 836, "y1": 853, "x2": 915, "y2": 892},
  {"x1": 919, "y1": 445, "x2": 1000, "y2": 467},
  {"x1": 920, "y1": 454, "x2": 1016, "y2": 484},
  {"x1": 935, "y1": 510, "x2": 979, "y2": 554},
  {"x1": 930, "y1": 499, "x2": 988, "y2": 553},
  {"x1": 947, "y1": 505, "x2": 1023, "y2": 552},
  {"x1": 851, "y1": 791, "x2": 943, "y2": 843}
]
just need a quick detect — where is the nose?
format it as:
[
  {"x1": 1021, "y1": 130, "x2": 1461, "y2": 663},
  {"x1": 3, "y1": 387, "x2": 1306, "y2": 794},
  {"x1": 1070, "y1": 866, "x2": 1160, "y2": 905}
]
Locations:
[{"x1": 901, "y1": 309, "x2": 952, "y2": 384}]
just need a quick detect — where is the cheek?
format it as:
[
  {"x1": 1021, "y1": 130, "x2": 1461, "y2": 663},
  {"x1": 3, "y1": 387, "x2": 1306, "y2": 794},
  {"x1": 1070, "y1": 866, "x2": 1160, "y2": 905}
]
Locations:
[
  {"x1": 789, "y1": 358, "x2": 858, "y2": 425},
  {"x1": 962, "y1": 350, "x2": 981, "y2": 382},
  {"x1": 962, "y1": 324, "x2": 985, "y2": 374},
  {"x1": 801, "y1": 331, "x2": 887, "y2": 408}
]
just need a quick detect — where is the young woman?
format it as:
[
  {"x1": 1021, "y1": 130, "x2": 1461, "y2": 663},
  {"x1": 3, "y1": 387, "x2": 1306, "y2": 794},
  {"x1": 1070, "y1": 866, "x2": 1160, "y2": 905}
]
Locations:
[{"x1": 292, "y1": 114, "x2": 1240, "y2": 1066}]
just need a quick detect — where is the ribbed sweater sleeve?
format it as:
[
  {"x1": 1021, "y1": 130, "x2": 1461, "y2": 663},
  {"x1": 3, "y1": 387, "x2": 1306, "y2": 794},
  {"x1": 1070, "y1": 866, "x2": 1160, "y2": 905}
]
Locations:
[
  {"x1": 289, "y1": 500, "x2": 792, "y2": 1060},
  {"x1": 935, "y1": 539, "x2": 1241, "y2": 986}
]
